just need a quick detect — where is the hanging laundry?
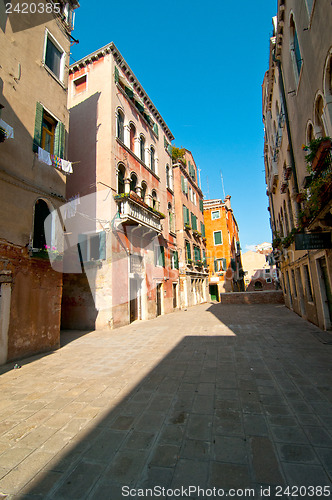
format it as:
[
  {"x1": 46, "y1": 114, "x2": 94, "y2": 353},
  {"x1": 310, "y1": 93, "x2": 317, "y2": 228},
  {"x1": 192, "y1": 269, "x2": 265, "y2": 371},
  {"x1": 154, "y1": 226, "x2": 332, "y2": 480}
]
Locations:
[
  {"x1": 0, "y1": 119, "x2": 14, "y2": 139},
  {"x1": 38, "y1": 146, "x2": 52, "y2": 165},
  {"x1": 51, "y1": 154, "x2": 62, "y2": 170},
  {"x1": 61, "y1": 159, "x2": 73, "y2": 174}
]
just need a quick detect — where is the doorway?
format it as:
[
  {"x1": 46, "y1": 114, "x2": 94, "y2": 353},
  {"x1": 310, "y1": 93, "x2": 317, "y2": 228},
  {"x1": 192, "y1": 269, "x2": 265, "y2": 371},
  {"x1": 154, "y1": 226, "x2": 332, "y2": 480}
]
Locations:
[
  {"x1": 209, "y1": 284, "x2": 219, "y2": 301},
  {"x1": 130, "y1": 278, "x2": 139, "y2": 323},
  {"x1": 156, "y1": 283, "x2": 162, "y2": 316},
  {"x1": 317, "y1": 257, "x2": 332, "y2": 329},
  {"x1": 172, "y1": 283, "x2": 177, "y2": 309}
]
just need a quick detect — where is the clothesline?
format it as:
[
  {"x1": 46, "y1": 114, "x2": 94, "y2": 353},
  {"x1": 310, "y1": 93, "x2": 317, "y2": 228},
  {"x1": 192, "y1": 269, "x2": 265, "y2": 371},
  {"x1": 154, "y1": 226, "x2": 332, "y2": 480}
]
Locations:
[{"x1": 37, "y1": 146, "x2": 73, "y2": 174}]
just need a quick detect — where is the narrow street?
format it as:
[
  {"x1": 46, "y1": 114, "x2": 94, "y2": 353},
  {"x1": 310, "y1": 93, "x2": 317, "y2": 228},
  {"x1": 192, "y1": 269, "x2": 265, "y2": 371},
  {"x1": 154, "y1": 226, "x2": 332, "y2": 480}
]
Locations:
[{"x1": 0, "y1": 303, "x2": 332, "y2": 499}]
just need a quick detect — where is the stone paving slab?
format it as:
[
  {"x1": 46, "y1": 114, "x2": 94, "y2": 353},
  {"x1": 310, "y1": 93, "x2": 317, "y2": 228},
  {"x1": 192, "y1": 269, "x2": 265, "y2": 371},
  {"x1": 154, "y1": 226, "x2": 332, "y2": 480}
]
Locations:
[{"x1": 0, "y1": 303, "x2": 331, "y2": 499}]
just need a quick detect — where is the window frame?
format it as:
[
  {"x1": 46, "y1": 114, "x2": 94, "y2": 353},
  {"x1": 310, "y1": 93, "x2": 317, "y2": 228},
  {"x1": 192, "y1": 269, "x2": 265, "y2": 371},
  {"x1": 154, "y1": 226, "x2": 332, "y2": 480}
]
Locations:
[
  {"x1": 213, "y1": 230, "x2": 223, "y2": 246},
  {"x1": 43, "y1": 29, "x2": 66, "y2": 83},
  {"x1": 78, "y1": 231, "x2": 106, "y2": 262},
  {"x1": 211, "y1": 210, "x2": 220, "y2": 220}
]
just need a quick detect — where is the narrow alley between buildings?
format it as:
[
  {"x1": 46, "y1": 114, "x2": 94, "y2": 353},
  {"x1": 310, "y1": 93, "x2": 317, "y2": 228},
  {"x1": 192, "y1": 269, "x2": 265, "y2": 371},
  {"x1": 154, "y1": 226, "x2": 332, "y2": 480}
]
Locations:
[{"x1": 0, "y1": 302, "x2": 332, "y2": 499}]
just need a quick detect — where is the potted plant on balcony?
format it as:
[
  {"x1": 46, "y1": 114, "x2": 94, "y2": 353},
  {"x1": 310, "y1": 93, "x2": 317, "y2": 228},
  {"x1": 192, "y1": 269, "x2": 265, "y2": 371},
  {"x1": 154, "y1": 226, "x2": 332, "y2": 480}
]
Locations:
[
  {"x1": 304, "y1": 137, "x2": 332, "y2": 174},
  {"x1": 184, "y1": 223, "x2": 191, "y2": 231}
]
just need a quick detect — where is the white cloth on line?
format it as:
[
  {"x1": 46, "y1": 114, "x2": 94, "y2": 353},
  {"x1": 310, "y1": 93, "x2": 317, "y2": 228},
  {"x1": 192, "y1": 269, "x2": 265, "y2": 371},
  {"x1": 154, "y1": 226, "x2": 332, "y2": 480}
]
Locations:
[{"x1": 38, "y1": 146, "x2": 52, "y2": 165}]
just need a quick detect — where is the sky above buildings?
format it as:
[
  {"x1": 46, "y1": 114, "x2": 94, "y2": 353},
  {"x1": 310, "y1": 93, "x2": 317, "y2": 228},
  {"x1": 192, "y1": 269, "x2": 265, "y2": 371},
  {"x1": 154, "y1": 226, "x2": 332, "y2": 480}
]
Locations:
[{"x1": 70, "y1": 0, "x2": 277, "y2": 251}]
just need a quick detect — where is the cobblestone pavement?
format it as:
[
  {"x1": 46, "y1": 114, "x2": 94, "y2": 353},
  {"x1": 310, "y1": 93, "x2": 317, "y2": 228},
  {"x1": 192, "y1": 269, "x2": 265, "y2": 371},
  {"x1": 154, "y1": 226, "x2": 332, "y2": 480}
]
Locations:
[{"x1": 0, "y1": 303, "x2": 332, "y2": 499}]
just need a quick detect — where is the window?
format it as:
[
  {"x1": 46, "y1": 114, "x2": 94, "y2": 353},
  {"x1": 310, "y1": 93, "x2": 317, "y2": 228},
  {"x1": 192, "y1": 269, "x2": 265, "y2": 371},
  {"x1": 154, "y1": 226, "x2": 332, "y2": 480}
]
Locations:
[
  {"x1": 185, "y1": 241, "x2": 191, "y2": 261},
  {"x1": 290, "y1": 15, "x2": 302, "y2": 83},
  {"x1": 191, "y1": 213, "x2": 197, "y2": 231},
  {"x1": 150, "y1": 146, "x2": 155, "y2": 172},
  {"x1": 305, "y1": 0, "x2": 314, "y2": 15},
  {"x1": 117, "y1": 164, "x2": 126, "y2": 194},
  {"x1": 129, "y1": 123, "x2": 136, "y2": 152},
  {"x1": 152, "y1": 190, "x2": 157, "y2": 209},
  {"x1": 155, "y1": 243, "x2": 165, "y2": 267},
  {"x1": 183, "y1": 205, "x2": 190, "y2": 226},
  {"x1": 44, "y1": 31, "x2": 65, "y2": 81},
  {"x1": 193, "y1": 246, "x2": 201, "y2": 262},
  {"x1": 193, "y1": 192, "x2": 196, "y2": 206},
  {"x1": 78, "y1": 232, "x2": 106, "y2": 262},
  {"x1": 181, "y1": 175, "x2": 188, "y2": 194},
  {"x1": 73, "y1": 75, "x2": 87, "y2": 95},
  {"x1": 211, "y1": 210, "x2": 220, "y2": 220},
  {"x1": 199, "y1": 198, "x2": 204, "y2": 213},
  {"x1": 140, "y1": 135, "x2": 145, "y2": 163},
  {"x1": 130, "y1": 173, "x2": 137, "y2": 192},
  {"x1": 141, "y1": 182, "x2": 147, "y2": 202},
  {"x1": 33, "y1": 102, "x2": 65, "y2": 156},
  {"x1": 291, "y1": 269, "x2": 297, "y2": 297},
  {"x1": 117, "y1": 109, "x2": 124, "y2": 142},
  {"x1": 166, "y1": 165, "x2": 170, "y2": 189},
  {"x1": 171, "y1": 250, "x2": 179, "y2": 270},
  {"x1": 266, "y1": 278, "x2": 272, "y2": 283},
  {"x1": 168, "y1": 203, "x2": 175, "y2": 234},
  {"x1": 303, "y1": 264, "x2": 313, "y2": 302},
  {"x1": 33, "y1": 199, "x2": 51, "y2": 249},
  {"x1": 213, "y1": 231, "x2": 222, "y2": 246},
  {"x1": 214, "y1": 258, "x2": 226, "y2": 272},
  {"x1": 200, "y1": 222, "x2": 205, "y2": 237}
]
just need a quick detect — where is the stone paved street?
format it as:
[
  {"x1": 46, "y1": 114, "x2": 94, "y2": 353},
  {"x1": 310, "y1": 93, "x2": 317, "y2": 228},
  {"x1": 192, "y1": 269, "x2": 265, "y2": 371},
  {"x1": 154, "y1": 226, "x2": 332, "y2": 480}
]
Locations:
[{"x1": 0, "y1": 303, "x2": 332, "y2": 499}]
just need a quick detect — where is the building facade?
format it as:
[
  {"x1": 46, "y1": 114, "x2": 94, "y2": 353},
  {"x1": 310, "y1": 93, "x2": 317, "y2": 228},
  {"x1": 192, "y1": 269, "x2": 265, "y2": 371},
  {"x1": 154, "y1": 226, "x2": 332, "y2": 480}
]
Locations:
[
  {"x1": 263, "y1": 0, "x2": 332, "y2": 330},
  {"x1": 203, "y1": 197, "x2": 244, "y2": 300},
  {"x1": 62, "y1": 42, "x2": 179, "y2": 330},
  {"x1": 0, "y1": 1, "x2": 79, "y2": 364},
  {"x1": 172, "y1": 149, "x2": 209, "y2": 308},
  {"x1": 242, "y1": 245, "x2": 278, "y2": 291}
]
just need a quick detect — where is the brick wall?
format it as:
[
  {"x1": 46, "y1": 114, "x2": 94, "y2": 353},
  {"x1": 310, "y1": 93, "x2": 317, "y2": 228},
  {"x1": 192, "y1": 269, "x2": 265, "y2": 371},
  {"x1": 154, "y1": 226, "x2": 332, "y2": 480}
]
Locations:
[{"x1": 220, "y1": 291, "x2": 284, "y2": 304}]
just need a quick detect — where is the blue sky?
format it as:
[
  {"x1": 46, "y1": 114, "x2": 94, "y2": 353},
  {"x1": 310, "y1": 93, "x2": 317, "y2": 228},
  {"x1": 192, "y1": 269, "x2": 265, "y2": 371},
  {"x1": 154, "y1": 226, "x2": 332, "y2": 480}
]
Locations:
[{"x1": 70, "y1": 0, "x2": 277, "y2": 251}]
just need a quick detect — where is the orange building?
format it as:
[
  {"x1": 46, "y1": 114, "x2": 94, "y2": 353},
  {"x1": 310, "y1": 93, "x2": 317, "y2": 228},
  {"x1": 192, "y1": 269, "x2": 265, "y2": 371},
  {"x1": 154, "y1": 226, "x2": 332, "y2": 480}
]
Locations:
[{"x1": 203, "y1": 197, "x2": 244, "y2": 300}]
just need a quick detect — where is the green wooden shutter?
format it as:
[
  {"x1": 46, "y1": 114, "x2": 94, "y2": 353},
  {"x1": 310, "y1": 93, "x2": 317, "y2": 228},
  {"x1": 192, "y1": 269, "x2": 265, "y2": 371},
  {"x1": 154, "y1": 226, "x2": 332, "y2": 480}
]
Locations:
[
  {"x1": 199, "y1": 199, "x2": 204, "y2": 212},
  {"x1": 33, "y1": 102, "x2": 43, "y2": 152},
  {"x1": 186, "y1": 207, "x2": 189, "y2": 225},
  {"x1": 181, "y1": 175, "x2": 185, "y2": 193},
  {"x1": 167, "y1": 144, "x2": 172, "y2": 156},
  {"x1": 174, "y1": 251, "x2": 179, "y2": 269},
  {"x1": 54, "y1": 121, "x2": 65, "y2": 157},
  {"x1": 159, "y1": 246, "x2": 165, "y2": 267},
  {"x1": 99, "y1": 231, "x2": 106, "y2": 260},
  {"x1": 214, "y1": 231, "x2": 222, "y2": 245},
  {"x1": 183, "y1": 205, "x2": 187, "y2": 224},
  {"x1": 114, "y1": 65, "x2": 119, "y2": 84},
  {"x1": 201, "y1": 222, "x2": 205, "y2": 237},
  {"x1": 222, "y1": 258, "x2": 227, "y2": 271},
  {"x1": 214, "y1": 259, "x2": 218, "y2": 272},
  {"x1": 186, "y1": 242, "x2": 191, "y2": 261},
  {"x1": 153, "y1": 123, "x2": 159, "y2": 138}
]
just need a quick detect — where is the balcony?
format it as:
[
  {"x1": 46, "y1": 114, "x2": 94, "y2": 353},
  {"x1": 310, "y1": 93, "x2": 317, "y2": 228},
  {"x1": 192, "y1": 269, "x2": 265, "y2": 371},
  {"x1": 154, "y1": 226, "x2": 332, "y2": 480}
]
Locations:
[{"x1": 114, "y1": 193, "x2": 164, "y2": 233}]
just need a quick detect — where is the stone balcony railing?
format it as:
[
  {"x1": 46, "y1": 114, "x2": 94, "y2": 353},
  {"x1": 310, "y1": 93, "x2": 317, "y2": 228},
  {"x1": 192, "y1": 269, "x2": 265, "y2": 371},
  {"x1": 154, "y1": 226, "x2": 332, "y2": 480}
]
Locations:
[{"x1": 114, "y1": 193, "x2": 163, "y2": 233}]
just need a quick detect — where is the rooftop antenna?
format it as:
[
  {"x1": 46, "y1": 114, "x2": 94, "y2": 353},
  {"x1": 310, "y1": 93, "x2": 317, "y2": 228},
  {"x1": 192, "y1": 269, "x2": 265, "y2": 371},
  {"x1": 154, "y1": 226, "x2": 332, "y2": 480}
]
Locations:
[
  {"x1": 220, "y1": 170, "x2": 226, "y2": 201},
  {"x1": 206, "y1": 176, "x2": 210, "y2": 199}
]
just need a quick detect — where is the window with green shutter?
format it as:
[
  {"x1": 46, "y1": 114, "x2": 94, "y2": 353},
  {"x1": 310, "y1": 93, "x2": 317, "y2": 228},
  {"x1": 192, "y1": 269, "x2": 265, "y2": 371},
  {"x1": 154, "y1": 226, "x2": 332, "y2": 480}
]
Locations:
[
  {"x1": 114, "y1": 66, "x2": 119, "y2": 84},
  {"x1": 78, "y1": 231, "x2": 106, "y2": 262},
  {"x1": 213, "y1": 231, "x2": 222, "y2": 246},
  {"x1": 191, "y1": 213, "x2": 197, "y2": 231},
  {"x1": 186, "y1": 241, "x2": 191, "y2": 261},
  {"x1": 155, "y1": 244, "x2": 165, "y2": 267},
  {"x1": 200, "y1": 222, "x2": 205, "y2": 237},
  {"x1": 54, "y1": 121, "x2": 65, "y2": 158},
  {"x1": 199, "y1": 199, "x2": 204, "y2": 212},
  {"x1": 33, "y1": 102, "x2": 44, "y2": 152},
  {"x1": 181, "y1": 175, "x2": 185, "y2": 193}
]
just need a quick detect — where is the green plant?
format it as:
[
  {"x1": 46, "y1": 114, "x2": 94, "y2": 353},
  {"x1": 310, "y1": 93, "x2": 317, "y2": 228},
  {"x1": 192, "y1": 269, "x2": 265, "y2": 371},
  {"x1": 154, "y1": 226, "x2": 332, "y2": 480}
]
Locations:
[
  {"x1": 272, "y1": 232, "x2": 282, "y2": 249},
  {"x1": 303, "y1": 137, "x2": 332, "y2": 170},
  {"x1": 184, "y1": 223, "x2": 191, "y2": 230},
  {"x1": 172, "y1": 147, "x2": 186, "y2": 164}
]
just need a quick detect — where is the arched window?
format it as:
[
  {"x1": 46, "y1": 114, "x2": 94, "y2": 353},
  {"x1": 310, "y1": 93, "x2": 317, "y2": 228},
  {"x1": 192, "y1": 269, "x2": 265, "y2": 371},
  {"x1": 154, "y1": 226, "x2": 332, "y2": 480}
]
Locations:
[
  {"x1": 118, "y1": 164, "x2": 126, "y2": 194},
  {"x1": 166, "y1": 164, "x2": 170, "y2": 189},
  {"x1": 140, "y1": 135, "x2": 145, "y2": 163},
  {"x1": 129, "y1": 123, "x2": 136, "y2": 152},
  {"x1": 33, "y1": 199, "x2": 51, "y2": 249},
  {"x1": 314, "y1": 95, "x2": 326, "y2": 137},
  {"x1": 151, "y1": 190, "x2": 157, "y2": 209},
  {"x1": 290, "y1": 15, "x2": 302, "y2": 83},
  {"x1": 150, "y1": 146, "x2": 155, "y2": 173},
  {"x1": 168, "y1": 202, "x2": 175, "y2": 233},
  {"x1": 141, "y1": 182, "x2": 147, "y2": 202},
  {"x1": 307, "y1": 122, "x2": 314, "y2": 143},
  {"x1": 130, "y1": 172, "x2": 137, "y2": 192},
  {"x1": 117, "y1": 109, "x2": 124, "y2": 142}
]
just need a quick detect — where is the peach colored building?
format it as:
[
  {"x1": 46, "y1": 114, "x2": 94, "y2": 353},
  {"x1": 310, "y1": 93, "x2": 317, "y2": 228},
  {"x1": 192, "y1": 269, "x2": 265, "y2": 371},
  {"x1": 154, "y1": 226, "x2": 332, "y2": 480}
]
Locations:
[
  {"x1": 203, "y1": 197, "x2": 244, "y2": 300},
  {"x1": 0, "y1": 1, "x2": 78, "y2": 364},
  {"x1": 172, "y1": 149, "x2": 208, "y2": 308},
  {"x1": 62, "y1": 42, "x2": 179, "y2": 329}
]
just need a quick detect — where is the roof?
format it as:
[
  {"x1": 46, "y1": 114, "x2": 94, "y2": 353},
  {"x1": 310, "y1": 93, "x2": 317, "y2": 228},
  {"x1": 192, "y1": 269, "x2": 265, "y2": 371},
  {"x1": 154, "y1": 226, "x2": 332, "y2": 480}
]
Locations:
[{"x1": 69, "y1": 42, "x2": 174, "y2": 141}]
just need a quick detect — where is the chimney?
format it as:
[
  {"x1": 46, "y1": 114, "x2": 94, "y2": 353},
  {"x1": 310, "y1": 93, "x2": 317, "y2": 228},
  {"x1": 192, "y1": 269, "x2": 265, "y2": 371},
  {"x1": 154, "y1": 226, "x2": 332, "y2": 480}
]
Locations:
[{"x1": 224, "y1": 195, "x2": 231, "y2": 210}]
